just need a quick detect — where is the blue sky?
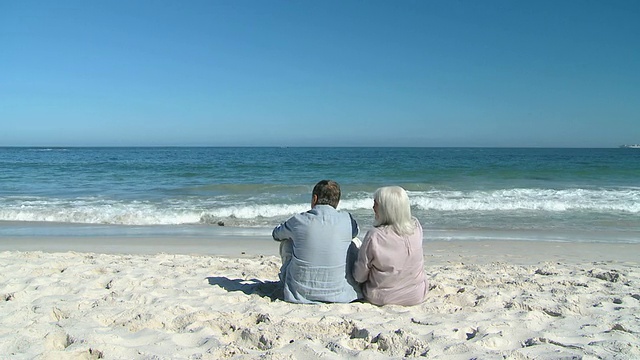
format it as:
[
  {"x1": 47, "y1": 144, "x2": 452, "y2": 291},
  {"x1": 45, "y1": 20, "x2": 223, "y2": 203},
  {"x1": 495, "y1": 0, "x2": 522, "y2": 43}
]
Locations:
[{"x1": 1, "y1": 1, "x2": 639, "y2": 147}]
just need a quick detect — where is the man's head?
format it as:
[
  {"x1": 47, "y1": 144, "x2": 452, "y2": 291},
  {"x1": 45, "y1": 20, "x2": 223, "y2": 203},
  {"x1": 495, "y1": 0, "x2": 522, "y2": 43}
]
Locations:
[{"x1": 311, "y1": 180, "x2": 341, "y2": 209}]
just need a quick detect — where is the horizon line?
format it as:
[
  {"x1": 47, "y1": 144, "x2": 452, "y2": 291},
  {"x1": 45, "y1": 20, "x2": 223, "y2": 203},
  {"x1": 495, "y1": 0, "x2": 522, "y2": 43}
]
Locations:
[{"x1": 0, "y1": 145, "x2": 626, "y2": 149}]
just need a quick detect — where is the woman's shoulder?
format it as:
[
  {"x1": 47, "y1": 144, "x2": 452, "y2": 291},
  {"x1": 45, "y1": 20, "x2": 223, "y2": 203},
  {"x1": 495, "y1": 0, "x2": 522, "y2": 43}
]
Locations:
[
  {"x1": 365, "y1": 225, "x2": 397, "y2": 240},
  {"x1": 364, "y1": 226, "x2": 382, "y2": 240}
]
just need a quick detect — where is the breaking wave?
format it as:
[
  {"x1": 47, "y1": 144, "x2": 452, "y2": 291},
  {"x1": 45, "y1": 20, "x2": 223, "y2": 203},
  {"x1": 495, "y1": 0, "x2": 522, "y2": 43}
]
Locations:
[{"x1": 0, "y1": 188, "x2": 637, "y2": 226}]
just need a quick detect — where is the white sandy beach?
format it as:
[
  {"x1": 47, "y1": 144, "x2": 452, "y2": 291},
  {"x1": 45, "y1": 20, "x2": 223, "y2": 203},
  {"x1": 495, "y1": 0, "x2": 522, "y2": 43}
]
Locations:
[{"x1": 1, "y1": 238, "x2": 639, "y2": 359}]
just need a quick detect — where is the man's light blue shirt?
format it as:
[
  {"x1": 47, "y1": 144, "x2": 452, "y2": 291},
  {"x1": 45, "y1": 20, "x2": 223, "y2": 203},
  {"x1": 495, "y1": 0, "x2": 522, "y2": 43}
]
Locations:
[{"x1": 272, "y1": 205, "x2": 361, "y2": 304}]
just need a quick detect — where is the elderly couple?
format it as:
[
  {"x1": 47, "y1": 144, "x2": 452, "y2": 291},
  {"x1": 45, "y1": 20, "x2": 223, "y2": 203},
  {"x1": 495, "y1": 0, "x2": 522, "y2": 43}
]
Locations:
[{"x1": 272, "y1": 180, "x2": 428, "y2": 306}]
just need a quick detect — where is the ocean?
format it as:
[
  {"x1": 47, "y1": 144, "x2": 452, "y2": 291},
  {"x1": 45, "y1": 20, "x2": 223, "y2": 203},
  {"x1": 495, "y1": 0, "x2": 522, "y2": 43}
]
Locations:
[{"x1": 0, "y1": 147, "x2": 638, "y2": 243}]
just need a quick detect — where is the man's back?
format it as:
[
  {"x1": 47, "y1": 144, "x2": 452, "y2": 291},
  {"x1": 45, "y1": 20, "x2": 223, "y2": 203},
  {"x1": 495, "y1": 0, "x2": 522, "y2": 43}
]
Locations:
[{"x1": 272, "y1": 205, "x2": 360, "y2": 303}]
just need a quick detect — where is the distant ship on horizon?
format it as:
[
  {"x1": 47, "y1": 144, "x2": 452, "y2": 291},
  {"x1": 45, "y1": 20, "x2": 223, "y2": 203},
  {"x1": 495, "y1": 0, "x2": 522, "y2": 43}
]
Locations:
[{"x1": 619, "y1": 144, "x2": 640, "y2": 148}]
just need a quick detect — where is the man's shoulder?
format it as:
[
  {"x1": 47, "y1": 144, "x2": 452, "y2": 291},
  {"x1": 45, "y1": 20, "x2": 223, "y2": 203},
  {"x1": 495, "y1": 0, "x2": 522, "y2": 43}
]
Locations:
[
  {"x1": 312, "y1": 206, "x2": 354, "y2": 219},
  {"x1": 312, "y1": 205, "x2": 350, "y2": 215},
  {"x1": 292, "y1": 206, "x2": 352, "y2": 226},
  {"x1": 284, "y1": 209, "x2": 318, "y2": 225}
]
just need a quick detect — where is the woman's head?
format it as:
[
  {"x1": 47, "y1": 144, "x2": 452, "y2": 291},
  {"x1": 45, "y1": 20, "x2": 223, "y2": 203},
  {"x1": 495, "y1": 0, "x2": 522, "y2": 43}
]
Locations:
[{"x1": 373, "y1": 186, "x2": 415, "y2": 236}]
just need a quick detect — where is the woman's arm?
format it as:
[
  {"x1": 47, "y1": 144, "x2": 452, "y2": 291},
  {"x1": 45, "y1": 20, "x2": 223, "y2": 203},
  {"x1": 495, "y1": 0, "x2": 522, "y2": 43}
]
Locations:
[{"x1": 352, "y1": 230, "x2": 374, "y2": 283}]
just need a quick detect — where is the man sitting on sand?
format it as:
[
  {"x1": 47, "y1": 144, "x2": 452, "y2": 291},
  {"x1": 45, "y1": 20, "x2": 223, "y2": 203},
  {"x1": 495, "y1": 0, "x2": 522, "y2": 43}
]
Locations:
[{"x1": 272, "y1": 179, "x2": 362, "y2": 304}]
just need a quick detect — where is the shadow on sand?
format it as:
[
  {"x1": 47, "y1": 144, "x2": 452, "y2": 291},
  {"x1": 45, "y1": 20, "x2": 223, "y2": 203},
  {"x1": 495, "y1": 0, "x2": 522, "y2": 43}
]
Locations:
[{"x1": 206, "y1": 276, "x2": 283, "y2": 301}]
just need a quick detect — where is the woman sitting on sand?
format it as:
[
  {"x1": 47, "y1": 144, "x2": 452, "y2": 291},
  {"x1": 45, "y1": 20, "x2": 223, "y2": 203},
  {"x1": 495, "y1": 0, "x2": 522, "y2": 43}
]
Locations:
[{"x1": 352, "y1": 186, "x2": 428, "y2": 306}]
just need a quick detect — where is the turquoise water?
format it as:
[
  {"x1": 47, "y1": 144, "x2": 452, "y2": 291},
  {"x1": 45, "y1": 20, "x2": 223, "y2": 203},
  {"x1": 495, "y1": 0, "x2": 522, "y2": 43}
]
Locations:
[{"x1": 0, "y1": 147, "x2": 638, "y2": 243}]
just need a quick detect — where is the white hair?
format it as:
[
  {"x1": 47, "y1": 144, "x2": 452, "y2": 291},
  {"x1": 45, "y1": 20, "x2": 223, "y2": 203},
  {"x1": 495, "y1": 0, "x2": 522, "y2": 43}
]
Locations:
[{"x1": 373, "y1": 186, "x2": 416, "y2": 236}]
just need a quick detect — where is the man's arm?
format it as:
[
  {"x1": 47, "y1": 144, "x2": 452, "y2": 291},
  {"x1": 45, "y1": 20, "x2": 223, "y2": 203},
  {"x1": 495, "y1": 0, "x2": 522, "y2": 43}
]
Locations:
[
  {"x1": 272, "y1": 216, "x2": 296, "y2": 241},
  {"x1": 349, "y1": 213, "x2": 359, "y2": 239}
]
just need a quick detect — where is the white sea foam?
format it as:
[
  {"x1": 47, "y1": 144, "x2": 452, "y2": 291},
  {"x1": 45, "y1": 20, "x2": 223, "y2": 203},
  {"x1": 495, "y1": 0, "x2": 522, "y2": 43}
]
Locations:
[
  {"x1": 0, "y1": 197, "x2": 310, "y2": 226},
  {"x1": 408, "y1": 188, "x2": 640, "y2": 213},
  {"x1": 0, "y1": 187, "x2": 638, "y2": 226},
  {"x1": 337, "y1": 198, "x2": 374, "y2": 211},
  {"x1": 211, "y1": 204, "x2": 309, "y2": 218}
]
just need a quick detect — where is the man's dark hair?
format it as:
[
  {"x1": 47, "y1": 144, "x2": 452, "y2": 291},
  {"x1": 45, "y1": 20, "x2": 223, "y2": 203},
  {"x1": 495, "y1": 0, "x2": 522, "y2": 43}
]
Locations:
[{"x1": 313, "y1": 180, "x2": 341, "y2": 208}]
